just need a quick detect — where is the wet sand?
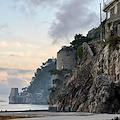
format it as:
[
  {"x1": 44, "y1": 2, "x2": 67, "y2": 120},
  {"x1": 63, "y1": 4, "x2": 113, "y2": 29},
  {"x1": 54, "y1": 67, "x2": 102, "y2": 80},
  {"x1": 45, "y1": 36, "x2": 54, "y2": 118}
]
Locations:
[
  {"x1": 15, "y1": 114, "x2": 120, "y2": 120},
  {"x1": 0, "y1": 111, "x2": 120, "y2": 120}
]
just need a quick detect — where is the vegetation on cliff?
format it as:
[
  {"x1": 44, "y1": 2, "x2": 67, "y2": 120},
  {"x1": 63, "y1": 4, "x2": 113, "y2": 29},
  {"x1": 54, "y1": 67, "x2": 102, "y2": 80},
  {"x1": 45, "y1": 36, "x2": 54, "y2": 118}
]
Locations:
[
  {"x1": 49, "y1": 69, "x2": 72, "y2": 75},
  {"x1": 27, "y1": 59, "x2": 56, "y2": 94},
  {"x1": 70, "y1": 34, "x2": 92, "y2": 50},
  {"x1": 14, "y1": 58, "x2": 56, "y2": 104},
  {"x1": 101, "y1": 36, "x2": 120, "y2": 49},
  {"x1": 77, "y1": 45, "x2": 83, "y2": 59},
  {"x1": 48, "y1": 68, "x2": 72, "y2": 93}
]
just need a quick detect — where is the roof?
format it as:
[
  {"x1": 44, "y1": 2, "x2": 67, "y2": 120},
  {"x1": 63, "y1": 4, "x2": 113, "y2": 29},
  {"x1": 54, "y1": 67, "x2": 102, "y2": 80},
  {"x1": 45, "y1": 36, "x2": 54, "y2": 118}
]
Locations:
[{"x1": 103, "y1": 0, "x2": 118, "y2": 12}]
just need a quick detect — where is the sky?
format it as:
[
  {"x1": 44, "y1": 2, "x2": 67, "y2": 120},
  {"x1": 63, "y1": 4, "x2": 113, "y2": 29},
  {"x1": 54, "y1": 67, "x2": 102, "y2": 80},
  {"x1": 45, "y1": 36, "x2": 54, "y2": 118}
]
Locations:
[{"x1": 0, "y1": 0, "x2": 106, "y2": 101}]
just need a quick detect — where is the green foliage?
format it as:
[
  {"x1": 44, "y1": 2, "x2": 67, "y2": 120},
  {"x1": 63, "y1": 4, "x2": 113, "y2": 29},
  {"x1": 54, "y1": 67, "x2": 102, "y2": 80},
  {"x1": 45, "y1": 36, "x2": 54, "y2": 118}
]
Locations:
[
  {"x1": 77, "y1": 45, "x2": 83, "y2": 59},
  {"x1": 49, "y1": 69, "x2": 72, "y2": 75},
  {"x1": 106, "y1": 36, "x2": 120, "y2": 48},
  {"x1": 49, "y1": 69, "x2": 62, "y2": 75},
  {"x1": 101, "y1": 36, "x2": 120, "y2": 49},
  {"x1": 61, "y1": 46, "x2": 73, "y2": 51},
  {"x1": 52, "y1": 79, "x2": 62, "y2": 85},
  {"x1": 27, "y1": 59, "x2": 56, "y2": 93},
  {"x1": 60, "y1": 69, "x2": 72, "y2": 74},
  {"x1": 48, "y1": 87, "x2": 55, "y2": 91},
  {"x1": 100, "y1": 40, "x2": 107, "y2": 48},
  {"x1": 70, "y1": 34, "x2": 92, "y2": 50}
]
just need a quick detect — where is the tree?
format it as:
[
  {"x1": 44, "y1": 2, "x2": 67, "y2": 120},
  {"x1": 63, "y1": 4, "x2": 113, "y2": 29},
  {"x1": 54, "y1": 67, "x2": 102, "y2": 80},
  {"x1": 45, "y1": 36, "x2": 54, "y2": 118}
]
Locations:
[{"x1": 70, "y1": 34, "x2": 92, "y2": 50}]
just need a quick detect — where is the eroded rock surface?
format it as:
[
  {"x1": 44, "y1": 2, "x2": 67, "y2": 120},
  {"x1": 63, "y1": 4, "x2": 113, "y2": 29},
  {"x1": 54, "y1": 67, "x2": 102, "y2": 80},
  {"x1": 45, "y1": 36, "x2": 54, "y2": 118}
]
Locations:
[{"x1": 49, "y1": 41, "x2": 120, "y2": 113}]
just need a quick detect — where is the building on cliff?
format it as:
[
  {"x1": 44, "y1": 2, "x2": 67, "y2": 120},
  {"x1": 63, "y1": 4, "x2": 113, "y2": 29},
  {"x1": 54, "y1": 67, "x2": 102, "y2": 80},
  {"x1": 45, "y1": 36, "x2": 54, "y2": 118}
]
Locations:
[
  {"x1": 103, "y1": 0, "x2": 120, "y2": 38},
  {"x1": 48, "y1": 0, "x2": 120, "y2": 113},
  {"x1": 57, "y1": 46, "x2": 77, "y2": 70}
]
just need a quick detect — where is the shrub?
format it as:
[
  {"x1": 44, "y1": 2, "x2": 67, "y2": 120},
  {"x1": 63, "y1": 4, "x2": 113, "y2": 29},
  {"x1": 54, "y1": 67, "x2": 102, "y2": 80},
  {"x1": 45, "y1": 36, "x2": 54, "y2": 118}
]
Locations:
[
  {"x1": 77, "y1": 45, "x2": 83, "y2": 59},
  {"x1": 100, "y1": 36, "x2": 120, "y2": 50},
  {"x1": 48, "y1": 87, "x2": 55, "y2": 91},
  {"x1": 52, "y1": 79, "x2": 62, "y2": 85},
  {"x1": 70, "y1": 34, "x2": 92, "y2": 50},
  {"x1": 106, "y1": 36, "x2": 120, "y2": 48},
  {"x1": 49, "y1": 69, "x2": 72, "y2": 75},
  {"x1": 49, "y1": 69, "x2": 62, "y2": 75},
  {"x1": 100, "y1": 40, "x2": 107, "y2": 48}
]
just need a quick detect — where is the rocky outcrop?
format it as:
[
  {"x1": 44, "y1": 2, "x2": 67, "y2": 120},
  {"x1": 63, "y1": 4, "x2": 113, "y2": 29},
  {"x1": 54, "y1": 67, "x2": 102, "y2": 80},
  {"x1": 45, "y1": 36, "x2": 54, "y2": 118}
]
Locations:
[{"x1": 49, "y1": 41, "x2": 120, "y2": 113}]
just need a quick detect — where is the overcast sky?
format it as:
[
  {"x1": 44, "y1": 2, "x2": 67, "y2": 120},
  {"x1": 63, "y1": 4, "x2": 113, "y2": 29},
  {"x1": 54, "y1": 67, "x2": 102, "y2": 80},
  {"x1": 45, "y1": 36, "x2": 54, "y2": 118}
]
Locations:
[{"x1": 0, "y1": 0, "x2": 106, "y2": 100}]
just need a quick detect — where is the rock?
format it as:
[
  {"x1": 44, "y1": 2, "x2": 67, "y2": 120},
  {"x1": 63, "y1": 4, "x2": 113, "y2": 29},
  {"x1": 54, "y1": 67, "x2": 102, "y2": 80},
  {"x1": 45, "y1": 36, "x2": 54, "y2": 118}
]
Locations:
[
  {"x1": 88, "y1": 74, "x2": 116, "y2": 113},
  {"x1": 49, "y1": 40, "x2": 120, "y2": 113}
]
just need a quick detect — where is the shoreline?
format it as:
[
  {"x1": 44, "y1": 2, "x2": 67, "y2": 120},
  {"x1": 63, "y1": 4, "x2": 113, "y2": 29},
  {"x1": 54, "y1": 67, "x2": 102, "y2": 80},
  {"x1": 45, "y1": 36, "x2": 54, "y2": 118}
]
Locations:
[
  {"x1": 0, "y1": 111, "x2": 120, "y2": 120},
  {"x1": 0, "y1": 110, "x2": 50, "y2": 120},
  {"x1": 0, "y1": 115, "x2": 46, "y2": 120},
  {"x1": 0, "y1": 109, "x2": 49, "y2": 113}
]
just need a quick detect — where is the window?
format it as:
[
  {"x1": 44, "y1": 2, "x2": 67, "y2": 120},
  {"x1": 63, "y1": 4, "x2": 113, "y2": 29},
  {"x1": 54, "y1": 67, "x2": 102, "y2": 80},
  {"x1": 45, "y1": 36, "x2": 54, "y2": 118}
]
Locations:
[
  {"x1": 107, "y1": 11, "x2": 110, "y2": 19},
  {"x1": 114, "y1": 4, "x2": 117, "y2": 14},
  {"x1": 110, "y1": 7, "x2": 114, "y2": 15}
]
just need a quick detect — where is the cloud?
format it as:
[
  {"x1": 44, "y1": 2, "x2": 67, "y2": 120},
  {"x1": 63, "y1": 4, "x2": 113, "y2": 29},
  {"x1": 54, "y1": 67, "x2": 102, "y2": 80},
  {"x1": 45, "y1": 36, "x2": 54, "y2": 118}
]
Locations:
[
  {"x1": 0, "y1": 23, "x2": 9, "y2": 35},
  {"x1": 0, "y1": 83, "x2": 10, "y2": 95},
  {"x1": 49, "y1": 0, "x2": 99, "y2": 44},
  {"x1": 0, "y1": 41, "x2": 9, "y2": 48},
  {"x1": 12, "y1": 0, "x2": 59, "y2": 16},
  {"x1": 13, "y1": 0, "x2": 57, "y2": 6},
  {"x1": 0, "y1": 23, "x2": 8, "y2": 29},
  {"x1": 0, "y1": 71, "x2": 8, "y2": 85},
  {"x1": 0, "y1": 67, "x2": 34, "y2": 76},
  {"x1": 0, "y1": 41, "x2": 23, "y2": 48},
  {"x1": 24, "y1": 0, "x2": 57, "y2": 7},
  {"x1": 0, "y1": 67, "x2": 34, "y2": 99},
  {"x1": 9, "y1": 54, "x2": 21, "y2": 57}
]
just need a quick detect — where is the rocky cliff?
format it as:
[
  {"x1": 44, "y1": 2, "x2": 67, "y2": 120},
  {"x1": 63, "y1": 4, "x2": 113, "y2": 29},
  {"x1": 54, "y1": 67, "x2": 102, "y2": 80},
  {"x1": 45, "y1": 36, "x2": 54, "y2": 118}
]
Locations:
[{"x1": 49, "y1": 38, "x2": 120, "y2": 113}]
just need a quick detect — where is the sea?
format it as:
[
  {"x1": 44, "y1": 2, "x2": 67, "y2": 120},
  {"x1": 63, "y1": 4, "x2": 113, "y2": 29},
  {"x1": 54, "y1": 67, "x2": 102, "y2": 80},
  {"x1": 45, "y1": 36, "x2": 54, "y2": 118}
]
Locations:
[{"x1": 0, "y1": 101, "x2": 48, "y2": 111}]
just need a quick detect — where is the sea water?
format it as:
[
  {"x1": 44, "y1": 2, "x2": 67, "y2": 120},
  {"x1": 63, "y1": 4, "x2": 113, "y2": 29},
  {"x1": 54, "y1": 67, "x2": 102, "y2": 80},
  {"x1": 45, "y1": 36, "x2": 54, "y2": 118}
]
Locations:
[{"x1": 0, "y1": 101, "x2": 48, "y2": 111}]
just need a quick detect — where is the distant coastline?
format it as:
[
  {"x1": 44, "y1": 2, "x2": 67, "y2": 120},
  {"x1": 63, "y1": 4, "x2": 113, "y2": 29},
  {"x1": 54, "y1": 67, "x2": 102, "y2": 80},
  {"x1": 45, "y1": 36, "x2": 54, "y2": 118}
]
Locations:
[{"x1": 0, "y1": 100, "x2": 6, "y2": 102}]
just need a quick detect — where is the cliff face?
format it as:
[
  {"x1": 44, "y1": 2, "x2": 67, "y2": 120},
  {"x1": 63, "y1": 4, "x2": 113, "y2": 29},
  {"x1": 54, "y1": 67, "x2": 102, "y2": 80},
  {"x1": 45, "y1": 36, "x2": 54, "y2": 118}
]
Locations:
[
  {"x1": 49, "y1": 41, "x2": 120, "y2": 113},
  {"x1": 9, "y1": 58, "x2": 56, "y2": 104}
]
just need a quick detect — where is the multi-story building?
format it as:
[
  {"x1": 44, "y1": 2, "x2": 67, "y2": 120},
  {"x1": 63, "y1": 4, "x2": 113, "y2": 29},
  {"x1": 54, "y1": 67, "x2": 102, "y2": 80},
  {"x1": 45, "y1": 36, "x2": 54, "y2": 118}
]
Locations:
[{"x1": 103, "y1": 0, "x2": 120, "y2": 38}]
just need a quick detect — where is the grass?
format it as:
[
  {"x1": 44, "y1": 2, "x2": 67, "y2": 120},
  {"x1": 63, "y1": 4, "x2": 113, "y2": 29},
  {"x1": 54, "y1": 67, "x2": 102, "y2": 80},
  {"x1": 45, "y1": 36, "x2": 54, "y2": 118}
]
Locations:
[{"x1": 77, "y1": 45, "x2": 83, "y2": 59}]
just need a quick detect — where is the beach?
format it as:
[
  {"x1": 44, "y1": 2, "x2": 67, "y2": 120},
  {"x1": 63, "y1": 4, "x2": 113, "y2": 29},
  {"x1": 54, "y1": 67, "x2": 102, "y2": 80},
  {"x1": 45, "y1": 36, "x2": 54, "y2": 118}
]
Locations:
[{"x1": 0, "y1": 111, "x2": 120, "y2": 120}]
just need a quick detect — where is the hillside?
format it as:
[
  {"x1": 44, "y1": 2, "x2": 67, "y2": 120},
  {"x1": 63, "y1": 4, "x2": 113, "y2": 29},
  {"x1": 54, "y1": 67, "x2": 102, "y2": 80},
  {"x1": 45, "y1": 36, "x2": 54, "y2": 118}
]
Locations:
[{"x1": 9, "y1": 58, "x2": 56, "y2": 104}]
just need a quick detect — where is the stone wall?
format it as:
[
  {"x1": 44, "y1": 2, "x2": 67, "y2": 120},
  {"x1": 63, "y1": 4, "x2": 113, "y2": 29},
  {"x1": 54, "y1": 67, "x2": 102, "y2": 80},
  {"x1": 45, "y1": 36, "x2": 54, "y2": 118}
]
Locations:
[
  {"x1": 87, "y1": 20, "x2": 106, "y2": 41},
  {"x1": 57, "y1": 47, "x2": 77, "y2": 70}
]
